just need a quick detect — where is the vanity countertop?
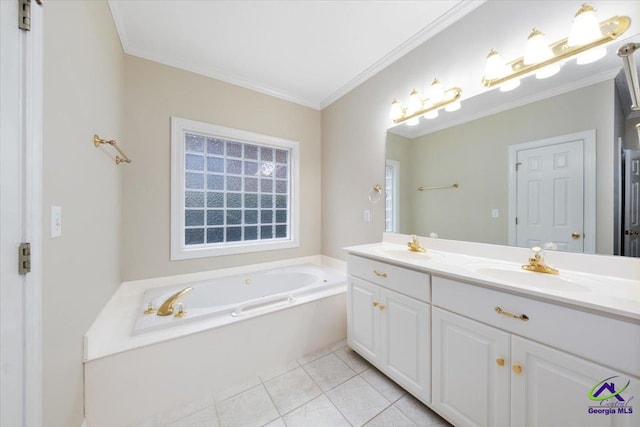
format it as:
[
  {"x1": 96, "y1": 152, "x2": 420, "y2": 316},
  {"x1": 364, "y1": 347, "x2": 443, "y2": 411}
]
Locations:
[{"x1": 344, "y1": 240, "x2": 640, "y2": 322}]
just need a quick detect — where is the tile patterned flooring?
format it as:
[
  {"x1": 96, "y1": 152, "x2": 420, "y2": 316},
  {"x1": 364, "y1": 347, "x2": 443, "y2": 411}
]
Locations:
[{"x1": 134, "y1": 339, "x2": 453, "y2": 427}]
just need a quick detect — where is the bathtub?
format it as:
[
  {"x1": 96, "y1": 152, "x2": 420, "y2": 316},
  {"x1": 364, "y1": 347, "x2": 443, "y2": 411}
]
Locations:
[{"x1": 133, "y1": 263, "x2": 345, "y2": 334}]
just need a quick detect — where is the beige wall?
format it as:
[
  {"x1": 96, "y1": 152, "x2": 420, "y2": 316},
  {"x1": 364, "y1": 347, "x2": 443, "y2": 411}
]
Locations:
[
  {"x1": 122, "y1": 56, "x2": 322, "y2": 280},
  {"x1": 397, "y1": 81, "x2": 616, "y2": 254},
  {"x1": 43, "y1": 2, "x2": 124, "y2": 427}
]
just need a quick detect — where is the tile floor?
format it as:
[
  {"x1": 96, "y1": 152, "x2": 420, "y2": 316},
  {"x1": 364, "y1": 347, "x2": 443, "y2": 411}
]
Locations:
[{"x1": 133, "y1": 339, "x2": 453, "y2": 427}]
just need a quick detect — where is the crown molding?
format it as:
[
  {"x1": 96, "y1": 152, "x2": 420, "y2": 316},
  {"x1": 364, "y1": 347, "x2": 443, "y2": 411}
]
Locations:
[{"x1": 318, "y1": 0, "x2": 487, "y2": 109}]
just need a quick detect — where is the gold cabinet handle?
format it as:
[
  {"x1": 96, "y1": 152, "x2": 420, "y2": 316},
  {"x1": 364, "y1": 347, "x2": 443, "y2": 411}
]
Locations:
[
  {"x1": 378, "y1": 304, "x2": 386, "y2": 311},
  {"x1": 496, "y1": 358, "x2": 505, "y2": 366},
  {"x1": 571, "y1": 232, "x2": 582, "y2": 239},
  {"x1": 372, "y1": 301, "x2": 379, "y2": 307},
  {"x1": 512, "y1": 364, "x2": 522, "y2": 374},
  {"x1": 373, "y1": 270, "x2": 387, "y2": 278},
  {"x1": 495, "y1": 307, "x2": 529, "y2": 322}
]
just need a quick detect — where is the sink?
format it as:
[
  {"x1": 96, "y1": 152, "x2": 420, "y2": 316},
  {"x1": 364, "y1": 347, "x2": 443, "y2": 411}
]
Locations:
[
  {"x1": 370, "y1": 245, "x2": 444, "y2": 262},
  {"x1": 467, "y1": 264, "x2": 593, "y2": 292}
]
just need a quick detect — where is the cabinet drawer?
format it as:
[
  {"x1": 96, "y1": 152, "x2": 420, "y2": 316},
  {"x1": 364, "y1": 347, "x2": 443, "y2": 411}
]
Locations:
[
  {"x1": 348, "y1": 255, "x2": 430, "y2": 302},
  {"x1": 432, "y1": 276, "x2": 640, "y2": 377}
]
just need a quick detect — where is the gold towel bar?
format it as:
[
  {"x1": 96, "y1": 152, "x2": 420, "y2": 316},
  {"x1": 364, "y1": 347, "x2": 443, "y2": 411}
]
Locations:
[
  {"x1": 94, "y1": 134, "x2": 131, "y2": 165},
  {"x1": 417, "y1": 183, "x2": 459, "y2": 191}
]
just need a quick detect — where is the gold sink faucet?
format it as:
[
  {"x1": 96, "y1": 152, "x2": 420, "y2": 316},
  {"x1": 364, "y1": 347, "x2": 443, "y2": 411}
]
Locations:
[
  {"x1": 407, "y1": 235, "x2": 426, "y2": 253},
  {"x1": 521, "y1": 246, "x2": 559, "y2": 275},
  {"x1": 157, "y1": 286, "x2": 193, "y2": 316}
]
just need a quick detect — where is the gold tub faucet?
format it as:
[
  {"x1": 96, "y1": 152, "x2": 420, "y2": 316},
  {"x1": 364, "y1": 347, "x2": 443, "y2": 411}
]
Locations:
[
  {"x1": 407, "y1": 235, "x2": 426, "y2": 253},
  {"x1": 157, "y1": 286, "x2": 193, "y2": 316},
  {"x1": 521, "y1": 246, "x2": 559, "y2": 275}
]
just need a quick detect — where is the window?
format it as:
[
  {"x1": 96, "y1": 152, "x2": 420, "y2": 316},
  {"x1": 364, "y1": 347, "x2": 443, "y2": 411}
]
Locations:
[
  {"x1": 171, "y1": 117, "x2": 299, "y2": 260},
  {"x1": 385, "y1": 160, "x2": 399, "y2": 233}
]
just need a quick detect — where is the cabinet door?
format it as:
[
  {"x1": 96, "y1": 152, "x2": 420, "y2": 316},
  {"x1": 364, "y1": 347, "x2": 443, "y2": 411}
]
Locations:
[
  {"x1": 347, "y1": 277, "x2": 380, "y2": 362},
  {"x1": 380, "y1": 288, "x2": 430, "y2": 402},
  {"x1": 432, "y1": 307, "x2": 511, "y2": 427},
  {"x1": 511, "y1": 336, "x2": 639, "y2": 427}
]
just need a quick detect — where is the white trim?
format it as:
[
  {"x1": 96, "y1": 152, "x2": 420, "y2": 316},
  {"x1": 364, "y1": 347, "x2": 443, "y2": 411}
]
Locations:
[
  {"x1": 507, "y1": 130, "x2": 596, "y2": 254},
  {"x1": 170, "y1": 117, "x2": 300, "y2": 260},
  {"x1": 108, "y1": 1, "x2": 485, "y2": 111},
  {"x1": 25, "y1": 3, "x2": 43, "y2": 427}
]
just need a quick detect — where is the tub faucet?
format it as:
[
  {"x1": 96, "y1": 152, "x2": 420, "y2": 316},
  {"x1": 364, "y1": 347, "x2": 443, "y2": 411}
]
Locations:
[
  {"x1": 157, "y1": 287, "x2": 193, "y2": 316},
  {"x1": 521, "y1": 247, "x2": 558, "y2": 275},
  {"x1": 407, "y1": 235, "x2": 426, "y2": 253}
]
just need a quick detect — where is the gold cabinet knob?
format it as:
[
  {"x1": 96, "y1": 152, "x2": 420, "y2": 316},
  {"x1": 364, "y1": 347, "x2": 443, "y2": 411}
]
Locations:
[
  {"x1": 378, "y1": 304, "x2": 386, "y2": 311},
  {"x1": 512, "y1": 364, "x2": 522, "y2": 374},
  {"x1": 372, "y1": 301, "x2": 379, "y2": 307},
  {"x1": 496, "y1": 358, "x2": 505, "y2": 366},
  {"x1": 571, "y1": 232, "x2": 582, "y2": 239}
]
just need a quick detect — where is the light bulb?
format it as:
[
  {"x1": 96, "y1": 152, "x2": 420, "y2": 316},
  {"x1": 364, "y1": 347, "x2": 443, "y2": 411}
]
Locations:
[
  {"x1": 423, "y1": 109, "x2": 438, "y2": 119},
  {"x1": 389, "y1": 99, "x2": 403, "y2": 121},
  {"x1": 484, "y1": 49, "x2": 507, "y2": 80},
  {"x1": 406, "y1": 117, "x2": 419, "y2": 126},
  {"x1": 407, "y1": 89, "x2": 422, "y2": 115},
  {"x1": 444, "y1": 100, "x2": 461, "y2": 112},
  {"x1": 524, "y1": 29, "x2": 554, "y2": 65},
  {"x1": 429, "y1": 79, "x2": 445, "y2": 104},
  {"x1": 568, "y1": 4, "x2": 602, "y2": 46},
  {"x1": 499, "y1": 78, "x2": 520, "y2": 92}
]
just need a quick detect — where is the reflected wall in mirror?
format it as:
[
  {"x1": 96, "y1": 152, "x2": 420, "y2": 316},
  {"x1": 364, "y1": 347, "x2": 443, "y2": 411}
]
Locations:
[{"x1": 386, "y1": 79, "x2": 640, "y2": 257}]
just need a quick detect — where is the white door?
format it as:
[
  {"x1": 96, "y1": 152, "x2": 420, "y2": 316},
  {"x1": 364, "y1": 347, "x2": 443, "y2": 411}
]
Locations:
[
  {"x1": 514, "y1": 139, "x2": 585, "y2": 252},
  {"x1": 623, "y1": 150, "x2": 640, "y2": 257},
  {"x1": 380, "y1": 288, "x2": 429, "y2": 402},
  {"x1": 1, "y1": 1, "x2": 42, "y2": 426},
  {"x1": 511, "y1": 336, "x2": 639, "y2": 427},
  {"x1": 347, "y1": 277, "x2": 380, "y2": 363},
  {"x1": 432, "y1": 308, "x2": 511, "y2": 427}
]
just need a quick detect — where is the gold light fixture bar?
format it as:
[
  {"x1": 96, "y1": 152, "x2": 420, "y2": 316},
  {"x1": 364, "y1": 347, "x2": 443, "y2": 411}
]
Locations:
[
  {"x1": 392, "y1": 87, "x2": 462, "y2": 125},
  {"x1": 94, "y1": 134, "x2": 132, "y2": 165},
  {"x1": 482, "y1": 16, "x2": 630, "y2": 88}
]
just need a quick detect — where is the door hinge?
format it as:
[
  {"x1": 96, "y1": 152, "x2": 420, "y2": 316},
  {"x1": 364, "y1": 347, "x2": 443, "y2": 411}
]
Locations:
[
  {"x1": 19, "y1": 242, "x2": 31, "y2": 275},
  {"x1": 515, "y1": 162, "x2": 522, "y2": 171},
  {"x1": 19, "y1": 0, "x2": 31, "y2": 31},
  {"x1": 515, "y1": 217, "x2": 518, "y2": 225}
]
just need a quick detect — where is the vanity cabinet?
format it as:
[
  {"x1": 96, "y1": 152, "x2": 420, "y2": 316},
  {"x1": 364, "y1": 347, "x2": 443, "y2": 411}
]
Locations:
[
  {"x1": 432, "y1": 276, "x2": 640, "y2": 427},
  {"x1": 347, "y1": 255, "x2": 430, "y2": 403}
]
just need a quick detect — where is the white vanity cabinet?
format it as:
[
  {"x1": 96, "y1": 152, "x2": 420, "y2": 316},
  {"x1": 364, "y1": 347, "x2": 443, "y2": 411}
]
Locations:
[
  {"x1": 432, "y1": 276, "x2": 640, "y2": 427},
  {"x1": 347, "y1": 255, "x2": 431, "y2": 403}
]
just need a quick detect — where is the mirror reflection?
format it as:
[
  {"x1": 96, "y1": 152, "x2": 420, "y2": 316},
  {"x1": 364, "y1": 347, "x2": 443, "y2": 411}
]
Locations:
[{"x1": 386, "y1": 56, "x2": 640, "y2": 257}]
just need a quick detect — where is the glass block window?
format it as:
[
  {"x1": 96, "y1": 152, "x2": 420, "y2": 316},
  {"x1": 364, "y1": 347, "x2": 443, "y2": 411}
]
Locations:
[{"x1": 171, "y1": 118, "x2": 299, "y2": 259}]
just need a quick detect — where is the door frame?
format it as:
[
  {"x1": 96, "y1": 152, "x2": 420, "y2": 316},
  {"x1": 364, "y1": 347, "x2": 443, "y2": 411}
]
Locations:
[
  {"x1": 507, "y1": 130, "x2": 596, "y2": 253},
  {"x1": 0, "y1": 1, "x2": 44, "y2": 426}
]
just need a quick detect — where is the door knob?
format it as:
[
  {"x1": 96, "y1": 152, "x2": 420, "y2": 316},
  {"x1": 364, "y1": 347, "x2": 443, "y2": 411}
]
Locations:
[
  {"x1": 512, "y1": 364, "x2": 522, "y2": 374},
  {"x1": 496, "y1": 358, "x2": 505, "y2": 366},
  {"x1": 571, "y1": 232, "x2": 582, "y2": 239}
]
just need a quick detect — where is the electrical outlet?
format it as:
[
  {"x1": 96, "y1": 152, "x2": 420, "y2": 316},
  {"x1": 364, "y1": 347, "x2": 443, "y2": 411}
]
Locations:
[{"x1": 364, "y1": 209, "x2": 371, "y2": 223}]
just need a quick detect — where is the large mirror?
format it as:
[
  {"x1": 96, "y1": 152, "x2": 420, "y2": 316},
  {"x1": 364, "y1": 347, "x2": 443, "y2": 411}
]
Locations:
[{"x1": 385, "y1": 1, "x2": 640, "y2": 257}]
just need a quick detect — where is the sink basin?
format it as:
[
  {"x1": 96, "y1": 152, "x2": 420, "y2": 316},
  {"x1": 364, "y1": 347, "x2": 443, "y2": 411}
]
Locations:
[
  {"x1": 370, "y1": 245, "x2": 444, "y2": 262},
  {"x1": 468, "y1": 264, "x2": 593, "y2": 292}
]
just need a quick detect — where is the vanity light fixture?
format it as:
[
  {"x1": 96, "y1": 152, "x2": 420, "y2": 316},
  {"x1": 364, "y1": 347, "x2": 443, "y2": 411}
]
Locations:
[
  {"x1": 389, "y1": 79, "x2": 462, "y2": 126},
  {"x1": 482, "y1": 4, "x2": 630, "y2": 90}
]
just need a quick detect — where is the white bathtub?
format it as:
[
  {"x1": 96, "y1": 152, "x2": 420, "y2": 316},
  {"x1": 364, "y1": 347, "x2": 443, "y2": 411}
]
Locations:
[{"x1": 133, "y1": 263, "x2": 345, "y2": 334}]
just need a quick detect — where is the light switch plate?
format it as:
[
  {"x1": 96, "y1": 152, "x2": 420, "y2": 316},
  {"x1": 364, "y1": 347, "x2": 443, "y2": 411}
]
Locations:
[
  {"x1": 491, "y1": 208, "x2": 499, "y2": 218},
  {"x1": 50, "y1": 206, "x2": 62, "y2": 238}
]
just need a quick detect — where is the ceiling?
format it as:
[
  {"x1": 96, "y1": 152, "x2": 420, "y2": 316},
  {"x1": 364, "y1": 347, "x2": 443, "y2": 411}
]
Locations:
[{"x1": 108, "y1": 0, "x2": 483, "y2": 110}]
